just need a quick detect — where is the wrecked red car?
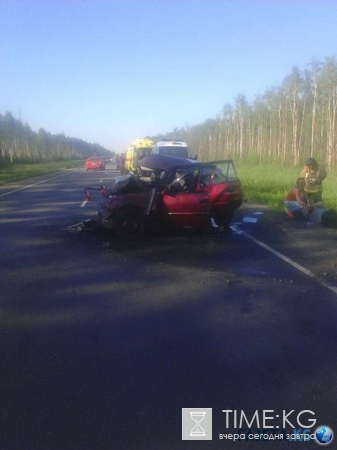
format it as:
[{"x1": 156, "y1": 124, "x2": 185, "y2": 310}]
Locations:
[{"x1": 92, "y1": 154, "x2": 243, "y2": 238}]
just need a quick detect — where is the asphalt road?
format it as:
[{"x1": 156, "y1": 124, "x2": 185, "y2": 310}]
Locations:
[{"x1": 1, "y1": 163, "x2": 337, "y2": 449}]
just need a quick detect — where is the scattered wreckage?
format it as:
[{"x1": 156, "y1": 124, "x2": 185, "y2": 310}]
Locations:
[{"x1": 83, "y1": 154, "x2": 243, "y2": 239}]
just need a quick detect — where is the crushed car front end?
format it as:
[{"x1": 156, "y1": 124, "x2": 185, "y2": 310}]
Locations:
[{"x1": 96, "y1": 174, "x2": 158, "y2": 237}]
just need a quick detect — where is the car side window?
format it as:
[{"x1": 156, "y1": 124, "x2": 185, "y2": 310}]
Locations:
[
  {"x1": 183, "y1": 169, "x2": 199, "y2": 192},
  {"x1": 200, "y1": 167, "x2": 212, "y2": 187},
  {"x1": 169, "y1": 169, "x2": 199, "y2": 193},
  {"x1": 213, "y1": 162, "x2": 238, "y2": 184},
  {"x1": 212, "y1": 168, "x2": 227, "y2": 184}
]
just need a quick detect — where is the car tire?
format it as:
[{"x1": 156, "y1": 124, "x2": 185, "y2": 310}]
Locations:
[{"x1": 115, "y1": 208, "x2": 147, "y2": 239}]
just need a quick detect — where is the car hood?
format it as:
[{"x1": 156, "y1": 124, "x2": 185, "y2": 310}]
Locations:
[
  {"x1": 110, "y1": 174, "x2": 151, "y2": 194},
  {"x1": 139, "y1": 154, "x2": 196, "y2": 172}
]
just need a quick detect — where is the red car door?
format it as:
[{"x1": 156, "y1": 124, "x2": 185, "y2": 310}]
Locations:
[
  {"x1": 162, "y1": 168, "x2": 210, "y2": 229},
  {"x1": 208, "y1": 161, "x2": 243, "y2": 213}
]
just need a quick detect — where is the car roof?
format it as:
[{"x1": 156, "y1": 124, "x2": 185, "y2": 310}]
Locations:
[{"x1": 128, "y1": 138, "x2": 155, "y2": 148}]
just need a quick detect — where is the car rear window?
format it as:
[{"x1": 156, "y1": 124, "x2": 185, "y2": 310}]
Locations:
[{"x1": 89, "y1": 158, "x2": 100, "y2": 162}]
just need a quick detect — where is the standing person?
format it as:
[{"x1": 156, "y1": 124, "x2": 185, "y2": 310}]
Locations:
[
  {"x1": 118, "y1": 153, "x2": 125, "y2": 175},
  {"x1": 300, "y1": 157, "x2": 327, "y2": 202},
  {"x1": 284, "y1": 178, "x2": 312, "y2": 218}
]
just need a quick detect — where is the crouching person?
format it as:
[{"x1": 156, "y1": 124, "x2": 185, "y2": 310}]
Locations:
[
  {"x1": 284, "y1": 178, "x2": 312, "y2": 219},
  {"x1": 285, "y1": 178, "x2": 337, "y2": 228}
]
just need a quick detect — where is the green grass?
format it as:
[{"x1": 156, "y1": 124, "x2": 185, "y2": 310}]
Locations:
[
  {"x1": 0, "y1": 160, "x2": 84, "y2": 185},
  {"x1": 235, "y1": 160, "x2": 337, "y2": 211}
]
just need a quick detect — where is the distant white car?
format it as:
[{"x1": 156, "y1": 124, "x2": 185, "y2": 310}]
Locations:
[{"x1": 151, "y1": 139, "x2": 194, "y2": 159}]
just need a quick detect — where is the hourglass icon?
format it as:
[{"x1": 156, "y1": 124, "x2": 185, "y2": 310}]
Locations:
[{"x1": 189, "y1": 411, "x2": 206, "y2": 436}]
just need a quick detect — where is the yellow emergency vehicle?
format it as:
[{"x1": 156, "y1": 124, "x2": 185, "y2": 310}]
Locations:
[{"x1": 124, "y1": 138, "x2": 155, "y2": 174}]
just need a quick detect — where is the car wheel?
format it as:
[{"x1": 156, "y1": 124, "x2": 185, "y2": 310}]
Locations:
[{"x1": 115, "y1": 209, "x2": 146, "y2": 239}]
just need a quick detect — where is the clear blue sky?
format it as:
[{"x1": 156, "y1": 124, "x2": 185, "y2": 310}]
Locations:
[{"x1": 1, "y1": 0, "x2": 337, "y2": 153}]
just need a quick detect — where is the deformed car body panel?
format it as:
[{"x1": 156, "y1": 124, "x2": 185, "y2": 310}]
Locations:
[
  {"x1": 162, "y1": 191, "x2": 210, "y2": 229},
  {"x1": 139, "y1": 154, "x2": 195, "y2": 172}
]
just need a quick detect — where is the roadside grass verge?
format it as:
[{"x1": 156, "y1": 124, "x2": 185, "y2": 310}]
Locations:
[
  {"x1": 0, "y1": 160, "x2": 84, "y2": 185},
  {"x1": 1, "y1": 158, "x2": 336, "y2": 212},
  {"x1": 235, "y1": 161, "x2": 337, "y2": 211}
]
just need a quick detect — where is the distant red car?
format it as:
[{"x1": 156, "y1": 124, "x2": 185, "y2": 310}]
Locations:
[
  {"x1": 92, "y1": 154, "x2": 243, "y2": 238},
  {"x1": 85, "y1": 157, "x2": 105, "y2": 171}
]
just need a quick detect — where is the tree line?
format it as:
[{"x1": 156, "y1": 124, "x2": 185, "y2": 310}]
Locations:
[
  {"x1": 4, "y1": 56, "x2": 337, "y2": 168},
  {"x1": 152, "y1": 56, "x2": 337, "y2": 169},
  {"x1": 0, "y1": 112, "x2": 113, "y2": 164}
]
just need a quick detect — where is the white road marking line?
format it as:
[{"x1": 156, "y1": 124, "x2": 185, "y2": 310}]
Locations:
[
  {"x1": 0, "y1": 169, "x2": 81, "y2": 197},
  {"x1": 80, "y1": 200, "x2": 88, "y2": 208},
  {"x1": 231, "y1": 225, "x2": 337, "y2": 296}
]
